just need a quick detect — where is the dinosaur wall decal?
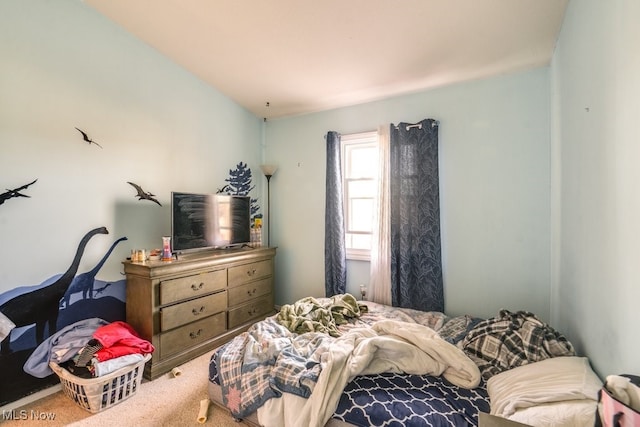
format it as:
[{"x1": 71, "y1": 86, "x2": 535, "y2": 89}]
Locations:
[
  {"x1": 0, "y1": 226, "x2": 109, "y2": 354},
  {"x1": 74, "y1": 127, "x2": 102, "y2": 148},
  {"x1": 0, "y1": 179, "x2": 37, "y2": 206},
  {"x1": 127, "y1": 181, "x2": 162, "y2": 206},
  {"x1": 93, "y1": 282, "x2": 112, "y2": 297},
  {"x1": 61, "y1": 236, "x2": 128, "y2": 308}
]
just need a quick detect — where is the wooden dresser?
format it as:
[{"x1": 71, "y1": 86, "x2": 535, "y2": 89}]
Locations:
[{"x1": 123, "y1": 246, "x2": 276, "y2": 379}]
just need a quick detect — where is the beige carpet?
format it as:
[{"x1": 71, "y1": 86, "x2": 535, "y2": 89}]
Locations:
[{"x1": 2, "y1": 350, "x2": 243, "y2": 427}]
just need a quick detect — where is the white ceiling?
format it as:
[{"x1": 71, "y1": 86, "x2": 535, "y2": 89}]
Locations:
[{"x1": 85, "y1": 0, "x2": 569, "y2": 119}]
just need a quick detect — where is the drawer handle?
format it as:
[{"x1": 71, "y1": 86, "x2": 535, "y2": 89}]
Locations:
[
  {"x1": 247, "y1": 308, "x2": 258, "y2": 316},
  {"x1": 247, "y1": 288, "x2": 257, "y2": 296},
  {"x1": 191, "y1": 282, "x2": 204, "y2": 291},
  {"x1": 192, "y1": 306, "x2": 205, "y2": 316},
  {"x1": 246, "y1": 268, "x2": 257, "y2": 277},
  {"x1": 189, "y1": 329, "x2": 203, "y2": 339}
]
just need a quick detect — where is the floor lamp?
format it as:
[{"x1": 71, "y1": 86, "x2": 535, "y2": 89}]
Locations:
[{"x1": 260, "y1": 165, "x2": 277, "y2": 247}]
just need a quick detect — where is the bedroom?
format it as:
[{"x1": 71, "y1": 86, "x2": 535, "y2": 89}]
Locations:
[{"x1": 1, "y1": 0, "x2": 638, "y2": 424}]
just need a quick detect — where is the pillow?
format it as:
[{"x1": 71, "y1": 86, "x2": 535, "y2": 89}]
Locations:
[
  {"x1": 487, "y1": 356, "x2": 602, "y2": 425},
  {"x1": 506, "y1": 400, "x2": 600, "y2": 427}
]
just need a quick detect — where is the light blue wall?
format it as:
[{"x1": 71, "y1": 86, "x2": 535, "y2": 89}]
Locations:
[
  {"x1": 265, "y1": 68, "x2": 551, "y2": 321},
  {"x1": 550, "y1": 0, "x2": 640, "y2": 378},
  {"x1": 6, "y1": 0, "x2": 633, "y2": 383},
  {"x1": 0, "y1": 1, "x2": 262, "y2": 290}
]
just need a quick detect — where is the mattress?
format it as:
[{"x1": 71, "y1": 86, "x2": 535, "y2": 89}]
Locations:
[{"x1": 208, "y1": 300, "x2": 490, "y2": 426}]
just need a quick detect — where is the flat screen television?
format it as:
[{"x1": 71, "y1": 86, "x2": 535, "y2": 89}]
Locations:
[{"x1": 171, "y1": 192, "x2": 251, "y2": 253}]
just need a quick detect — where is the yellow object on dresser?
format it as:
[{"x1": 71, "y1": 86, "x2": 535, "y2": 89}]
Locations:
[{"x1": 123, "y1": 246, "x2": 276, "y2": 380}]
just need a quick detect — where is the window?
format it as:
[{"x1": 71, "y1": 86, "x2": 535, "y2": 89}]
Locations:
[{"x1": 341, "y1": 131, "x2": 379, "y2": 260}]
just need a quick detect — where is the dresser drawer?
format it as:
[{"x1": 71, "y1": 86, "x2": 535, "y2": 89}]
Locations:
[
  {"x1": 160, "y1": 290, "x2": 227, "y2": 332},
  {"x1": 159, "y1": 269, "x2": 226, "y2": 305},
  {"x1": 227, "y1": 278, "x2": 271, "y2": 307},
  {"x1": 228, "y1": 260, "x2": 272, "y2": 287},
  {"x1": 228, "y1": 294, "x2": 273, "y2": 329},
  {"x1": 160, "y1": 312, "x2": 226, "y2": 359}
]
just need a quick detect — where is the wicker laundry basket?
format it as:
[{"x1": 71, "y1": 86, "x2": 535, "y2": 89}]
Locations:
[{"x1": 49, "y1": 354, "x2": 151, "y2": 413}]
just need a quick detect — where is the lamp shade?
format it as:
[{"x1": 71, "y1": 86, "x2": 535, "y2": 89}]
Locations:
[{"x1": 260, "y1": 164, "x2": 278, "y2": 177}]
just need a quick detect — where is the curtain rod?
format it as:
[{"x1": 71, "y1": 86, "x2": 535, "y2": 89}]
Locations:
[
  {"x1": 324, "y1": 120, "x2": 439, "y2": 138},
  {"x1": 394, "y1": 120, "x2": 439, "y2": 131}
]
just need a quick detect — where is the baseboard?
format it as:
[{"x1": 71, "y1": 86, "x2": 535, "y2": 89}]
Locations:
[{"x1": 0, "y1": 384, "x2": 61, "y2": 413}]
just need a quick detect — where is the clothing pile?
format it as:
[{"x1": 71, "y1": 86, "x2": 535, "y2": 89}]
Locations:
[
  {"x1": 461, "y1": 309, "x2": 575, "y2": 380},
  {"x1": 24, "y1": 318, "x2": 154, "y2": 379},
  {"x1": 276, "y1": 293, "x2": 367, "y2": 337}
]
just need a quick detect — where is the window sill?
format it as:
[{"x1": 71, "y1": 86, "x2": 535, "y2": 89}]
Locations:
[{"x1": 346, "y1": 251, "x2": 371, "y2": 262}]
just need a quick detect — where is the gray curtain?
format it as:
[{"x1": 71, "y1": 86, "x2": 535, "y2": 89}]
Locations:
[
  {"x1": 325, "y1": 131, "x2": 347, "y2": 296},
  {"x1": 390, "y1": 119, "x2": 444, "y2": 312}
]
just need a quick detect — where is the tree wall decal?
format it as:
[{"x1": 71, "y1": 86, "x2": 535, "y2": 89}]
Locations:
[{"x1": 218, "y1": 162, "x2": 261, "y2": 221}]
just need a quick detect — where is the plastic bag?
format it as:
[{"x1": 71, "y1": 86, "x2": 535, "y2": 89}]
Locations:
[{"x1": 596, "y1": 374, "x2": 640, "y2": 427}]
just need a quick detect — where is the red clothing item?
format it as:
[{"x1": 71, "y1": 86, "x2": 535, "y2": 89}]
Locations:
[{"x1": 93, "y1": 321, "x2": 154, "y2": 362}]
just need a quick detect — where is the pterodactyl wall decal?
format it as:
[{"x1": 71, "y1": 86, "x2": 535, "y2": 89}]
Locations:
[
  {"x1": 127, "y1": 181, "x2": 162, "y2": 206},
  {"x1": 75, "y1": 127, "x2": 103, "y2": 149},
  {"x1": 0, "y1": 179, "x2": 37, "y2": 205}
]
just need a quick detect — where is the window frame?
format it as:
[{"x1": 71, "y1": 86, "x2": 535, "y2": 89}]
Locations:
[{"x1": 341, "y1": 131, "x2": 379, "y2": 261}]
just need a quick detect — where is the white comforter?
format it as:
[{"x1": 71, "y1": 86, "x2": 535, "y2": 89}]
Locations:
[{"x1": 257, "y1": 319, "x2": 481, "y2": 427}]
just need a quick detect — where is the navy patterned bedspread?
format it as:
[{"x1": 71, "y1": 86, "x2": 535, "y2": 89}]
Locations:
[{"x1": 334, "y1": 373, "x2": 489, "y2": 426}]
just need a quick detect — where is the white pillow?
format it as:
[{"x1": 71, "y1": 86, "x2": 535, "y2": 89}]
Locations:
[
  {"x1": 507, "y1": 400, "x2": 599, "y2": 427},
  {"x1": 487, "y1": 356, "x2": 602, "y2": 424}
]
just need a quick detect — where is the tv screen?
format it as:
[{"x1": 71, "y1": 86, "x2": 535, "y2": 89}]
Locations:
[{"x1": 171, "y1": 192, "x2": 251, "y2": 253}]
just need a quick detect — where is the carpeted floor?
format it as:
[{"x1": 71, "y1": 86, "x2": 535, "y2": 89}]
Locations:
[{"x1": 1, "y1": 350, "x2": 243, "y2": 426}]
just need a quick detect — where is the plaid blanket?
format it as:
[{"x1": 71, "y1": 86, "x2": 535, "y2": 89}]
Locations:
[
  {"x1": 217, "y1": 316, "x2": 333, "y2": 418},
  {"x1": 461, "y1": 309, "x2": 575, "y2": 379}
]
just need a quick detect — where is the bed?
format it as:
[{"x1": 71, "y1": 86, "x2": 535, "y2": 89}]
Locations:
[{"x1": 208, "y1": 295, "x2": 602, "y2": 427}]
